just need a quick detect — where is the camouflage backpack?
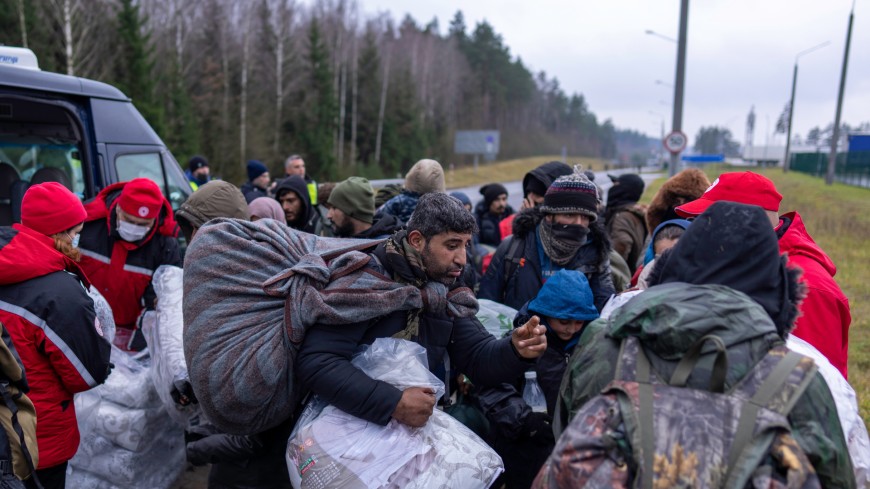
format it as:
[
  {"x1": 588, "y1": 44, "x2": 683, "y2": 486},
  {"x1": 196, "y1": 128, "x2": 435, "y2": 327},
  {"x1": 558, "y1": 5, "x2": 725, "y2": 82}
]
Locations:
[{"x1": 534, "y1": 335, "x2": 821, "y2": 489}]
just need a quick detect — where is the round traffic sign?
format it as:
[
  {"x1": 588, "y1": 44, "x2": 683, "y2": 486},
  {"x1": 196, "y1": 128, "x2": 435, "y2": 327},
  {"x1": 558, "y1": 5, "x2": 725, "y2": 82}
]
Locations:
[{"x1": 663, "y1": 130, "x2": 688, "y2": 154}]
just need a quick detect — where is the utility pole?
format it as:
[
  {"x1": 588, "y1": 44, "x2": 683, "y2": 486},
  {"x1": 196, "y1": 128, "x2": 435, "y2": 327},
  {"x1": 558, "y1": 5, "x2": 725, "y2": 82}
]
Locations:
[
  {"x1": 670, "y1": 0, "x2": 689, "y2": 177},
  {"x1": 826, "y1": 3, "x2": 855, "y2": 185}
]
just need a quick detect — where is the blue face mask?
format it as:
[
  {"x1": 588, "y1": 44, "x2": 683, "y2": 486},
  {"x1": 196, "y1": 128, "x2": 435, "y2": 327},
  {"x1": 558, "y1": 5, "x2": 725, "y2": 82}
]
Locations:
[{"x1": 66, "y1": 232, "x2": 80, "y2": 248}]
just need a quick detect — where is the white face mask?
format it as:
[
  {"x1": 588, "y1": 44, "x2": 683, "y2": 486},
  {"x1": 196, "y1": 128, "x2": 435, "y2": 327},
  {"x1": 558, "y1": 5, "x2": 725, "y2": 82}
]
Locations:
[
  {"x1": 66, "y1": 232, "x2": 80, "y2": 248},
  {"x1": 118, "y1": 220, "x2": 151, "y2": 242}
]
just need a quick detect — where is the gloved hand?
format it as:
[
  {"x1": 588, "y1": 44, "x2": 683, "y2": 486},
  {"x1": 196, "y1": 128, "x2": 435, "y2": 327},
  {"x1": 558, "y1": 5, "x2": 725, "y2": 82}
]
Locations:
[
  {"x1": 171, "y1": 379, "x2": 198, "y2": 406},
  {"x1": 523, "y1": 412, "x2": 554, "y2": 441}
]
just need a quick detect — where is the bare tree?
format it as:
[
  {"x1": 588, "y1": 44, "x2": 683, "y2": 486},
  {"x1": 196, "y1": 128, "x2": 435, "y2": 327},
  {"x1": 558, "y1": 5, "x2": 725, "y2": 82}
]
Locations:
[{"x1": 17, "y1": 0, "x2": 27, "y2": 47}]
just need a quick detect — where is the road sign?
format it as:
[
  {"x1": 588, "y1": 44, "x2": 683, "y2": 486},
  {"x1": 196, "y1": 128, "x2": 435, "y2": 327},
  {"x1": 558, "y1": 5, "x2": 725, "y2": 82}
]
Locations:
[
  {"x1": 454, "y1": 130, "x2": 500, "y2": 156},
  {"x1": 663, "y1": 130, "x2": 688, "y2": 154}
]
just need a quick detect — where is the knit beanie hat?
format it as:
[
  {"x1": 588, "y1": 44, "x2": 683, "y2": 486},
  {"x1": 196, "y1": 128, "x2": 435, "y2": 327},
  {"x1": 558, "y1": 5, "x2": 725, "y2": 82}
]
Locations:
[
  {"x1": 246, "y1": 160, "x2": 269, "y2": 181},
  {"x1": 328, "y1": 177, "x2": 375, "y2": 224},
  {"x1": 480, "y1": 183, "x2": 508, "y2": 208},
  {"x1": 21, "y1": 182, "x2": 87, "y2": 236},
  {"x1": 449, "y1": 191, "x2": 472, "y2": 207},
  {"x1": 404, "y1": 159, "x2": 445, "y2": 194},
  {"x1": 119, "y1": 178, "x2": 164, "y2": 219},
  {"x1": 188, "y1": 155, "x2": 209, "y2": 173},
  {"x1": 538, "y1": 168, "x2": 600, "y2": 222}
]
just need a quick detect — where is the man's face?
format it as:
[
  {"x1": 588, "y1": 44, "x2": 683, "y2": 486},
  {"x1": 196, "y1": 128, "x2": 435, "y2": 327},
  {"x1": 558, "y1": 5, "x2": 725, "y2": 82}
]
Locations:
[
  {"x1": 548, "y1": 213, "x2": 590, "y2": 228},
  {"x1": 286, "y1": 158, "x2": 306, "y2": 177},
  {"x1": 254, "y1": 172, "x2": 270, "y2": 189},
  {"x1": 527, "y1": 192, "x2": 545, "y2": 207},
  {"x1": 278, "y1": 190, "x2": 303, "y2": 224},
  {"x1": 409, "y1": 230, "x2": 471, "y2": 285},
  {"x1": 489, "y1": 194, "x2": 508, "y2": 215},
  {"x1": 117, "y1": 206, "x2": 156, "y2": 229},
  {"x1": 326, "y1": 206, "x2": 355, "y2": 237},
  {"x1": 193, "y1": 167, "x2": 210, "y2": 179}
]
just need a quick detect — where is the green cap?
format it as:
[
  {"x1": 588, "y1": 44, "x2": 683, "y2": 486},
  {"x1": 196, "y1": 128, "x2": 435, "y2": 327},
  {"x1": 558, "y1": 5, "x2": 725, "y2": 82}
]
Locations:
[{"x1": 328, "y1": 177, "x2": 375, "y2": 224}]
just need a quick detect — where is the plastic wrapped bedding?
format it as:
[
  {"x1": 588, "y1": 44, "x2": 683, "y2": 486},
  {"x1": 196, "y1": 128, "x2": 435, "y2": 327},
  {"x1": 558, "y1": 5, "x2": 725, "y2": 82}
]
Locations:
[
  {"x1": 286, "y1": 338, "x2": 503, "y2": 489},
  {"x1": 141, "y1": 265, "x2": 201, "y2": 426},
  {"x1": 476, "y1": 299, "x2": 518, "y2": 338}
]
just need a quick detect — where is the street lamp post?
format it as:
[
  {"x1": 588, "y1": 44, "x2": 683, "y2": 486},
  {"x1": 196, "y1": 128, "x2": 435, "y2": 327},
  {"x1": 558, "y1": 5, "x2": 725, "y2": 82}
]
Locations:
[
  {"x1": 783, "y1": 41, "x2": 830, "y2": 173},
  {"x1": 649, "y1": 110, "x2": 666, "y2": 165}
]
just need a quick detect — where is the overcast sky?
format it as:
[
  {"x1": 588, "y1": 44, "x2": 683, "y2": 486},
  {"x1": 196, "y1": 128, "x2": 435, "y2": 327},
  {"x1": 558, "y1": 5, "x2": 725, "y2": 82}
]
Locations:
[{"x1": 359, "y1": 0, "x2": 868, "y2": 147}]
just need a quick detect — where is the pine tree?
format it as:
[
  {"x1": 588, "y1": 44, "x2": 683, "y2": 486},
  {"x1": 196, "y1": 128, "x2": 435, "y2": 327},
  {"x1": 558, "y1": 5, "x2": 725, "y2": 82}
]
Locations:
[
  {"x1": 301, "y1": 19, "x2": 337, "y2": 178},
  {"x1": 114, "y1": 0, "x2": 164, "y2": 134}
]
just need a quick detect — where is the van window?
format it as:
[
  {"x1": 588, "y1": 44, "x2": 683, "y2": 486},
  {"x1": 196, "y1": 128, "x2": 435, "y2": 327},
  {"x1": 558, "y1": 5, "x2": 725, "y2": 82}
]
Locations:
[{"x1": 115, "y1": 152, "x2": 189, "y2": 211}]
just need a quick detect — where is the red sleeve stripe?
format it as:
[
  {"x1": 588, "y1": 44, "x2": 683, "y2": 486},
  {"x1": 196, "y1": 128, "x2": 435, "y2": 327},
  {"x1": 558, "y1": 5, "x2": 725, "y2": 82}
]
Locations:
[{"x1": 0, "y1": 299, "x2": 99, "y2": 388}]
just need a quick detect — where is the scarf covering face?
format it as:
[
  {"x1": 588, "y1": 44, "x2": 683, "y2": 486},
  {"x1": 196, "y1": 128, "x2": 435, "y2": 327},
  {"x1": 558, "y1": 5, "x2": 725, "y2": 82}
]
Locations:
[
  {"x1": 383, "y1": 230, "x2": 478, "y2": 339},
  {"x1": 539, "y1": 219, "x2": 588, "y2": 266}
]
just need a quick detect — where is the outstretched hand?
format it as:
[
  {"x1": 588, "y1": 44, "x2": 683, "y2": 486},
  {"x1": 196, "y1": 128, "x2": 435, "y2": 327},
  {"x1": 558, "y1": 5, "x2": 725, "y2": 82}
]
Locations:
[{"x1": 511, "y1": 315, "x2": 547, "y2": 359}]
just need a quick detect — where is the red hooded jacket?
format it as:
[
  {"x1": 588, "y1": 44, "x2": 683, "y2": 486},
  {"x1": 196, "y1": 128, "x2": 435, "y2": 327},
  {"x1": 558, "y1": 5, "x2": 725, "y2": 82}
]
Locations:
[
  {"x1": 0, "y1": 224, "x2": 111, "y2": 468},
  {"x1": 779, "y1": 211, "x2": 851, "y2": 378},
  {"x1": 78, "y1": 182, "x2": 181, "y2": 350}
]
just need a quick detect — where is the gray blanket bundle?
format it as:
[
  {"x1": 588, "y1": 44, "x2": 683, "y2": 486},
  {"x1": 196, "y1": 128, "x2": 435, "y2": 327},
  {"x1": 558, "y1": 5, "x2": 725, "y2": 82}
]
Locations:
[{"x1": 183, "y1": 218, "x2": 429, "y2": 434}]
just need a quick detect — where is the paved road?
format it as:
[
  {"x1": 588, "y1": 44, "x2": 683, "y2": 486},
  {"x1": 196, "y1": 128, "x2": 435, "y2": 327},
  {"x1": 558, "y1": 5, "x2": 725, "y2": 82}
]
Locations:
[{"x1": 448, "y1": 170, "x2": 663, "y2": 211}]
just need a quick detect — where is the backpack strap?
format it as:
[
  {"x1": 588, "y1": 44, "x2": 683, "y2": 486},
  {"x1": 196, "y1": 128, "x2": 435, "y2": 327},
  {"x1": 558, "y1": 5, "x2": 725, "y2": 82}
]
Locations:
[
  {"x1": 500, "y1": 237, "x2": 525, "y2": 294},
  {"x1": 669, "y1": 334, "x2": 729, "y2": 393},
  {"x1": 724, "y1": 348, "x2": 817, "y2": 485}
]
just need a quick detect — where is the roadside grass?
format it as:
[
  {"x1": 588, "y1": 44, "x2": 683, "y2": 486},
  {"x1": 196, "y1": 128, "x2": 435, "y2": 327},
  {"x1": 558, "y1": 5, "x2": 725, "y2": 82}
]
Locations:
[
  {"x1": 641, "y1": 165, "x2": 870, "y2": 424},
  {"x1": 444, "y1": 155, "x2": 606, "y2": 189}
]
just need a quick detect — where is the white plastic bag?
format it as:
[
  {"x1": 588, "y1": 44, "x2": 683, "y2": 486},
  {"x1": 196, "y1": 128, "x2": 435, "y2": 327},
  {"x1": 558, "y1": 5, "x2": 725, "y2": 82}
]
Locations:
[
  {"x1": 87, "y1": 285, "x2": 116, "y2": 344},
  {"x1": 286, "y1": 338, "x2": 503, "y2": 489},
  {"x1": 476, "y1": 299, "x2": 518, "y2": 338}
]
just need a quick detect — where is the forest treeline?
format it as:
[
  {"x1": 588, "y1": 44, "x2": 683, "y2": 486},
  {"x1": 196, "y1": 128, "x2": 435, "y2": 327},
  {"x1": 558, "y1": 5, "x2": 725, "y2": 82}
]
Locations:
[{"x1": 1, "y1": 0, "x2": 650, "y2": 182}]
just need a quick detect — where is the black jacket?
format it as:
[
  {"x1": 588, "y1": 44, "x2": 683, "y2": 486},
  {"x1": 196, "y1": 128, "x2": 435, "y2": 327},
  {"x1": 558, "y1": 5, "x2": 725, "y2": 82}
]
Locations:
[
  {"x1": 474, "y1": 201, "x2": 514, "y2": 247},
  {"x1": 273, "y1": 177, "x2": 327, "y2": 235},
  {"x1": 296, "y1": 243, "x2": 532, "y2": 426},
  {"x1": 240, "y1": 181, "x2": 268, "y2": 204},
  {"x1": 478, "y1": 208, "x2": 614, "y2": 311},
  {"x1": 353, "y1": 214, "x2": 401, "y2": 240}
]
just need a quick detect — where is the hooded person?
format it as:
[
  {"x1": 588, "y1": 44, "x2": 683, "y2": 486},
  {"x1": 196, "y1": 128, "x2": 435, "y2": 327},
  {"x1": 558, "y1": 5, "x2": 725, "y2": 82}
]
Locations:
[
  {"x1": 240, "y1": 160, "x2": 271, "y2": 203},
  {"x1": 186, "y1": 155, "x2": 211, "y2": 191},
  {"x1": 477, "y1": 270, "x2": 599, "y2": 489},
  {"x1": 499, "y1": 161, "x2": 573, "y2": 240},
  {"x1": 644, "y1": 167, "x2": 710, "y2": 233},
  {"x1": 674, "y1": 171, "x2": 851, "y2": 379},
  {"x1": 273, "y1": 175, "x2": 329, "y2": 235},
  {"x1": 78, "y1": 178, "x2": 182, "y2": 351},
  {"x1": 327, "y1": 177, "x2": 400, "y2": 239},
  {"x1": 604, "y1": 173, "x2": 647, "y2": 274},
  {"x1": 175, "y1": 181, "x2": 250, "y2": 243},
  {"x1": 479, "y1": 168, "x2": 615, "y2": 311},
  {"x1": 376, "y1": 159, "x2": 446, "y2": 224},
  {"x1": 550, "y1": 201, "x2": 855, "y2": 489},
  {"x1": 248, "y1": 197, "x2": 285, "y2": 223},
  {"x1": 633, "y1": 218, "x2": 691, "y2": 289},
  {"x1": 0, "y1": 182, "x2": 111, "y2": 488},
  {"x1": 475, "y1": 183, "x2": 513, "y2": 247}
]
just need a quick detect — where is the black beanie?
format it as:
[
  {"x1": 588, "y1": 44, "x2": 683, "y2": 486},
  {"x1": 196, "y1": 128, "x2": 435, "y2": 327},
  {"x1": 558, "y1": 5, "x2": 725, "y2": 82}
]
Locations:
[
  {"x1": 188, "y1": 155, "x2": 209, "y2": 173},
  {"x1": 480, "y1": 183, "x2": 508, "y2": 208}
]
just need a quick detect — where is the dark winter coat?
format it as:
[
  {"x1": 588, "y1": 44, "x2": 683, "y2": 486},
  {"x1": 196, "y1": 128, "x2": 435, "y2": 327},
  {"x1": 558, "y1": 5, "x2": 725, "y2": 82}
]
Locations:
[
  {"x1": 478, "y1": 208, "x2": 615, "y2": 311},
  {"x1": 78, "y1": 183, "x2": 181, "y2": 347},
  {"x1": 296, "y1": 243, "x2": 532, "y2": 426},
  {"x1": 475, "y1": 201, "x2": 514, "y2": 247},
  {"x1": 375, "y1": 190, "x2": 420, "y2": 224},
  {"x1": 240, "y1": 181, "x2": 269, "y2": 204},
  {"x1": 273, "y1": 177, "x2": 328, "y2": 235},
  {"x1": 605, "y1": 203, "x2": 647, "y2": 274},
  {"x1": 0, "y1": 224, "x2": 111, "y2": 469},
  {"x1": 352, "y1": 214, "x2": 402, "y2": 240}
]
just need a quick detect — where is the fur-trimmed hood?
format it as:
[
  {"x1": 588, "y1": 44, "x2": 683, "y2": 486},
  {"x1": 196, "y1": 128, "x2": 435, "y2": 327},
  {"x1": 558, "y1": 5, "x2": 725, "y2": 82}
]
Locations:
[
  {"x1": 646, "y1": 168, "x2": 710, "y2": 233},
  {"x1": 511, "y1": 207, "x2": 611, "y2": 265}
]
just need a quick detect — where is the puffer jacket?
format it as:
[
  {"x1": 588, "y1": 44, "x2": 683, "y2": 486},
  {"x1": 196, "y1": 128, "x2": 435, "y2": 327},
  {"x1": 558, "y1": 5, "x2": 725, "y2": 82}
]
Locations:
[
  {"x1": 605, "y1": 203, "x2": 647, "y2": 273},
  {"x1": 778, "y1": 211, "x2": 851, "y2": 379},
  {"x1": 478, "y1": 208, "x2": 614, "y2": 311},
  {"x1": 557, "y1": 283, "x2": 856, "y2": 489},
  {"x1": 0, "y1": 224, "x2": 111, "y2": 469},
  {"x1": 474, "y1": 201, "x2": 514, "y2": 247}
]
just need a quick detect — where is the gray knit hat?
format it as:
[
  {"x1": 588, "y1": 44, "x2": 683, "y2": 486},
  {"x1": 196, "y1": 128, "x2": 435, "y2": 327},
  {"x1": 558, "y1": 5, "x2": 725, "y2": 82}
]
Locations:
[
  {"x1": 538, "y1": 168, "x2": 599, "y2": 222},
  {"x1": 328, "y1": 177, "x2": 375, "y2": 224},
  {"x1": 404, "y1": 159, "x2": 446, "y2": 194}
]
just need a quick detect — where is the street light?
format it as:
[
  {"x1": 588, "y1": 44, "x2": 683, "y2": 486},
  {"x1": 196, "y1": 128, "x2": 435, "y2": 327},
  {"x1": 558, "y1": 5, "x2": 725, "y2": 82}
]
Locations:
[
  {"x1": 649, "y1": 110, "x2": 667, "y2": 164},
  {"x1": 645, "y1": 29, "x2": 677, "y2": 43},
  {"x1": 655, "y1": 79, "x2": 674, "y2": 89},
  {"x1": 783, "y1": 41, "x2": 830, "y2": 173}
]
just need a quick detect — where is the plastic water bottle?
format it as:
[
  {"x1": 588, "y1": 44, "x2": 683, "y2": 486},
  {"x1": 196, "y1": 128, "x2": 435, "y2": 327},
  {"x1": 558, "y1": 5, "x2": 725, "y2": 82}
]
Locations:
[{"x1": 523, "y1": 371, "x2": 547, "y2": 413}]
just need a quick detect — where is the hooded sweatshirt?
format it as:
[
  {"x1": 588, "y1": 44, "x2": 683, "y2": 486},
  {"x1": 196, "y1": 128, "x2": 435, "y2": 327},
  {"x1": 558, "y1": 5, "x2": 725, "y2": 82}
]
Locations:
[
  {"x1": 500, "y1": 162, "x2": 574, "y2": 240},
  {"x1": 778, "y1": 211, "x2": 851, "y2": 378},
  {"x1": 274, "y1": 176, "x2": 319, "y2": 234},
  {"x1": 0, "y1": 225, "x2": 111, "y2": 469},
  {"x1": 176, "y1": 181, "x2": 249, "y2": 242}
]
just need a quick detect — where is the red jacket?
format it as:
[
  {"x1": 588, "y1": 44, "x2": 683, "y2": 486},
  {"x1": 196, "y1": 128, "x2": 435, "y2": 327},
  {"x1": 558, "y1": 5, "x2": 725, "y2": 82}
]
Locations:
[
  {"x1": 779, "y1": 211, "x2": 851, "y2": 378},
  {"x1": 0, "y1": 224, "x2": 111, "y2": 468},
  {"x1": 78, "y1": 183, "x2": 181, "y2": 343}
]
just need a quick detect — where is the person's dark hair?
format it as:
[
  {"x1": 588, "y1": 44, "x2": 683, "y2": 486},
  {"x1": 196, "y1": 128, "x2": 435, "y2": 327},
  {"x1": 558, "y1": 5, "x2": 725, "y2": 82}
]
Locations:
[
  {"x1": 407, "y1": 192, "x2": 477, "y2": 239},
  {"x1": 654, "y1": 224, "x2": 686, "y2": 247}
]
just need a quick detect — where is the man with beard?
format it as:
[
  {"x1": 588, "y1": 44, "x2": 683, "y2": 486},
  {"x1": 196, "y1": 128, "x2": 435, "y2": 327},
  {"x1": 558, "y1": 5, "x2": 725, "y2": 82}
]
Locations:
[
  {"x1": 326, "y1": 177, "x2": 400, "y2": 239},
  {"x1": 273, "y1": 175, "x2": 329, "y2": 235},
  {"x1": 475, "y1": 183, "x2": 513, "y2": 247},
  {"x1": 479, "y1": 170, "x2": 614, "y2": 311},
  {"x1": 297, "y1": 193, "x2": 548, "y2": 428}
]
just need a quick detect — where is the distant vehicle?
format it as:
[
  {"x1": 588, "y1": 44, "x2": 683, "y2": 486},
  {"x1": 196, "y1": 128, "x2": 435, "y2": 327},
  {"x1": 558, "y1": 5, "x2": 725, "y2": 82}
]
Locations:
[{"x1": 0, "y1": 47, "x2": 191, "y2": 227}]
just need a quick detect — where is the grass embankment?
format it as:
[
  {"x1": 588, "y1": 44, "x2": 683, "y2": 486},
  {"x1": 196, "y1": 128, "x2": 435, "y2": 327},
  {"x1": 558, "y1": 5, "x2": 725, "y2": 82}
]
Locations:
[
  {"x1": 444, "y1": 155, "x2": 606, "y2": 189},
  {"x1": 641, "y1": 165, "x2": 870, "y2": 424}
]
